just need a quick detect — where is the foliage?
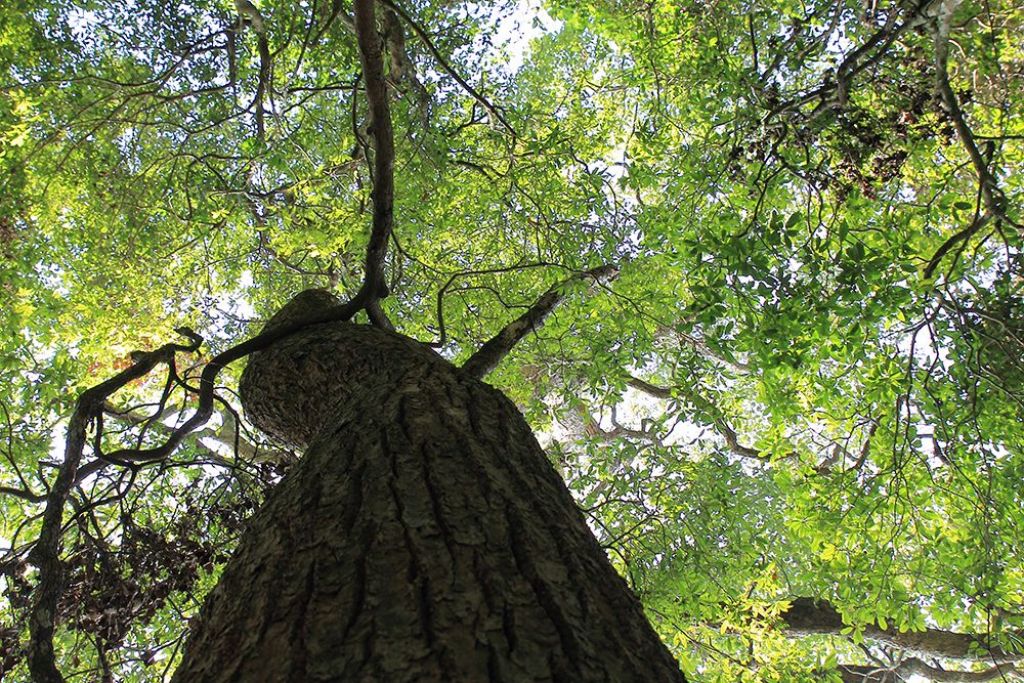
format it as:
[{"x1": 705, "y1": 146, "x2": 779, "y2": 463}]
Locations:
[{"x1": 1, "y1": 0, "x2": 1023, "y2": 680}]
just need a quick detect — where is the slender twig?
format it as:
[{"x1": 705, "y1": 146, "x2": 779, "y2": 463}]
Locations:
[
  {"x1": 624, "y1": 375, "x2": 776, "y2": 462},
  {"x1": 432, "y1": 261, "x2": 561, "y2": 348}
]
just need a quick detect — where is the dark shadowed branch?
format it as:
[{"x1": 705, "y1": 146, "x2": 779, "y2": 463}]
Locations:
[
  {"x1": 26, "y1": 329, "x2": 202, "y2": 683},
  {"x1": 0, "y1": 485, "x2": 45, "y2": 504},
  {"x1": 461, "y1": 264, "x2": 619, "y2": 379},
  {"x1": 353, "y1": 0, "x2": 396, "y2": 315}
]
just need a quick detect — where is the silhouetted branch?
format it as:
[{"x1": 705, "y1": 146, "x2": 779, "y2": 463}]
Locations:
[
  {"x1": 462, "y1": 264, "x2": 619, "y2": 378},
  {"x1": 27, "y1": 329, "x2": 202, "y2": 683},
  {"x1": 354, "y1": 0, "x2": 396, "y2": 311},
  {"x1": 0, "y1": 485, "x2": 46, "y2": 504}
]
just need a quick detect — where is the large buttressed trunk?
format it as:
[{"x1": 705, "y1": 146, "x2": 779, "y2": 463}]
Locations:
[{"x1": 172, "y1": 291, "x2": 685, "y2": 682}]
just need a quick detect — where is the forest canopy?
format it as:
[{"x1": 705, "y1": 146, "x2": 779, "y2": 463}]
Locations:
[{"x1": 1, "y1": 0, "x2": 1023, "y2": 680}]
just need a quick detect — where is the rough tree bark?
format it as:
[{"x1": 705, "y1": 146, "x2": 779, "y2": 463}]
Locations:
[{"x1": 171, "y1": 290, "x2": 685, "y2": 682}]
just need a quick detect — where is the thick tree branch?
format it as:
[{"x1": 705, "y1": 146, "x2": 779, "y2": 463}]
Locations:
[
  {"x1": 784, "y1": 598, "x2": 1024, "y2": 663},
  {"x1": 354, "y1": 0, "x2": 396, "y2": 312},
  {"x1": 838, "y1": 658, "x2": 1019, "y2": 682},
  {"x1": 932, "y1": 0, "x2": 999, "y2": 217},
  {"x1": 714, "y1": 418, "x2": 769, "y2": 461},
  {"x1": 232, "y1": 5, "x2": 271, "y2": 146},
  {"x1": 254, "y1": 34, "x2": 271, "y2": 145},
  {"x1": 461, "y1": 264, "x2": 619, "y2": 379},
  {"x1": 623, "y1": 375, "x2": 673, "y2": 400},
  {"x1": 899, "y1": 658, "x2": 1019, "y2": 682},
  {"x1": 311, "y1": 0, "x2": 355, "y2": 45},
  {"x1": 431, "y1": 261, "x2": 562, "y2": 349},
  {"x1": 380, "y1": 7, "x2": 431, "y2": 129}
]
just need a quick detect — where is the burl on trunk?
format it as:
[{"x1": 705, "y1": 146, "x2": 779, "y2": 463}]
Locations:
[{"x1": 172, "y1": 290, "x2": 684, "y2": 682}]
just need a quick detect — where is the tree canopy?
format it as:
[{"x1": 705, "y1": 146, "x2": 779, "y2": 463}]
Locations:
[{"x1": 1, "y1": 0, "x2": 1023, "y2": 680}]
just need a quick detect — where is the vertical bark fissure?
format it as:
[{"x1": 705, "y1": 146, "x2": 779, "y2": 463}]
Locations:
[
  {"x1": 471, "y1": 377, "x2": 674, "y2": 678},
  {"x1": 501, "y1": 602, "x2": 518, "y2": 655},
  {"x1": 417, "y1": 438, "x2": 458, "y2": 564},
  {"x1": 431, "y1": 375, "x2": 525, "y2": 675},
  {"x1": 457, "y1": 378, "x2": 587, "y2": 668},
  {"x1": 286, "y1": 561, "x2": 317, "y2": 681},
  {"x1": 335, "y1": 456, "x2": 368, "y2": 649},
  {"x1": 504, "y1": 503, "x2": 584, "y2": 665},
  {"x1": 404, "y1": 384, "x2": 460, "y2": 567},
  {"x1": 483, "y1": 382, "x2": 596, "y2": 626},
  {"x1": 252, "y1": 552, "x2": 286, "y2": 652},
  {"x1": 451, "y1": 377, "x2": 527, "y2": 660},
  {"x1": 381, "y1": 421, "x2": 448, "y2": 677}
]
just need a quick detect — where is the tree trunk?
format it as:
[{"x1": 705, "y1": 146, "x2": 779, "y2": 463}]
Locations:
[{"x1": 171, "y1": 292, "x2": 685, "y2": 682}]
